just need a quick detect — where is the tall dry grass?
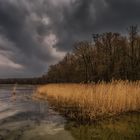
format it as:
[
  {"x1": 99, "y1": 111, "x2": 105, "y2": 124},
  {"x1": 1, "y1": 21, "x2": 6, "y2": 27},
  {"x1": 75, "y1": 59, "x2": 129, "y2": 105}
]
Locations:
[{"x1": 36, "y1": 81, "x2": 140, "y2": 122}]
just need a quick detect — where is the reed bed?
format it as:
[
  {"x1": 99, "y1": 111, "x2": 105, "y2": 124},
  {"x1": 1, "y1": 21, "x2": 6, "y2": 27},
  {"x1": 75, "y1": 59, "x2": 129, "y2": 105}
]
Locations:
[{"x1": 36, "y1": 81, "x2": 140, "y2": 122}]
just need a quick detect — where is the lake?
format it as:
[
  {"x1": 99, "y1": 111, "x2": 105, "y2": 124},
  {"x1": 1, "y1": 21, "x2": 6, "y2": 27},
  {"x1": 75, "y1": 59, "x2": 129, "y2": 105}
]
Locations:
[{"x1": 0, "y1": 85, "x2": 140, "y2": 140}]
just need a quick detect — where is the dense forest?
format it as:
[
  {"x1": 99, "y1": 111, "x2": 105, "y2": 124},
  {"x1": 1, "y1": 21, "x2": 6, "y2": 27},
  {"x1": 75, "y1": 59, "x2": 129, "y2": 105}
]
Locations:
[{"x1": 44, "y1": 26, "x2": 140, "y2": 83}]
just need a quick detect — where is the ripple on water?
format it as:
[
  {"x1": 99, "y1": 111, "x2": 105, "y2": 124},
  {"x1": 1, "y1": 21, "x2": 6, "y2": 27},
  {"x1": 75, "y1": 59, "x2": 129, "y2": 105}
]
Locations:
[{"x1": 0, "y1": 85, "x2": 74, "y2": 140}]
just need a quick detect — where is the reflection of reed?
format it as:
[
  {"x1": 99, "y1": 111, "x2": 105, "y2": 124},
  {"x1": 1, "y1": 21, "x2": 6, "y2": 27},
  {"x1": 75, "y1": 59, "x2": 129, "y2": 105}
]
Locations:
[
  {"x1": 13, "y1": 84, "x2": 17, "y2": 95},
  {"x1": 11, "y1": 95, "x2": 16, "y2": 101},
  {"x1": 11, "y1": 84, "x2": 17, "y2": 101},
  {"x1": 38, "y1": 101, "x2": 48, "y2": 114},
  {"x1": 65, "y1": 113, "x2": 140, "y2": 140}
]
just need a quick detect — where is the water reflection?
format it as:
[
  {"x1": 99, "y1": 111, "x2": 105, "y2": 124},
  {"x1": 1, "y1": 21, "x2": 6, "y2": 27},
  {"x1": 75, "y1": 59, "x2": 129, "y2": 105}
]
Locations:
[
  {"x1": 0, "y1": 85, "x2": 73, "y2": 140},
  {"x1": 65, "y1": 113, "x2": 140, "y2": 140}
]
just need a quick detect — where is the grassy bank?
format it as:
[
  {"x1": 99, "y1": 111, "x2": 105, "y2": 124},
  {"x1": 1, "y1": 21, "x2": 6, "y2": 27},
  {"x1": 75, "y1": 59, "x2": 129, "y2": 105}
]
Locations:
[{"x1": 36, "y1": 81, "x2": 140, "y2": 122}]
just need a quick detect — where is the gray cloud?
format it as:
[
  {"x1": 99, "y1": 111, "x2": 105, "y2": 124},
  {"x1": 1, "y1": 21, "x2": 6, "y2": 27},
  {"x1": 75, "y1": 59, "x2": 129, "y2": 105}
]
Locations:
[{"x1": 0, "y1": 0, "x2": 140, "y2": 78}]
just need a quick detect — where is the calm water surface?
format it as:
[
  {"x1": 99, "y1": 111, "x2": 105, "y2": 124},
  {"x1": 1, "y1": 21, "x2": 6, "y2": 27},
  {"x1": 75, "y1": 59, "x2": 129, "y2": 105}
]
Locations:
[{"x1": 0, "y1": 85, "x2": 140, "y2": 140}]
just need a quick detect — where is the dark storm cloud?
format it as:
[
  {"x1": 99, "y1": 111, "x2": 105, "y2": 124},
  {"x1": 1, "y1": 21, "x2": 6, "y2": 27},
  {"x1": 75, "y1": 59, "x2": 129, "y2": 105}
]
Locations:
[
  {"x1": 49, "y1": 0, "x2": 140, "y2": 51},
  {"x1": 0, "y1": 0, "x2": 140, "y2": 78},
  {"x1": 0, "y1": 0, "x2": 63, "y2": 77}
]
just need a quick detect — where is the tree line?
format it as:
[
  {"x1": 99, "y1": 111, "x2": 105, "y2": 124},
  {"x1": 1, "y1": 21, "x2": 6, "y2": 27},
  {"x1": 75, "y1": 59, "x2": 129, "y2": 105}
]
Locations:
[
  {"x1": 44, "y1": 26, "x2": 140, "y2": 83},
  {"x1": 0, "y1": 77, "x2": 47, "y2": 85}
]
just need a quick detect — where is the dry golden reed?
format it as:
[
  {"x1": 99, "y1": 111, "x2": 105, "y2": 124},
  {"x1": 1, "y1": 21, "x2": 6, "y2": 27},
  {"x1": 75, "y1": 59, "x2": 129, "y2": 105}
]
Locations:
[{"x1": 36, "y1": 81, "x2": 140, "y2": 121}]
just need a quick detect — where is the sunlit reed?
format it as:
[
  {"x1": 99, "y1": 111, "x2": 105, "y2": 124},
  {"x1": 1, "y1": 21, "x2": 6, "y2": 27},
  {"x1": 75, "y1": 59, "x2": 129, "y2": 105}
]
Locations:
[{"x1": 36, "y1": 81, "x2": 140, "y2": 122}]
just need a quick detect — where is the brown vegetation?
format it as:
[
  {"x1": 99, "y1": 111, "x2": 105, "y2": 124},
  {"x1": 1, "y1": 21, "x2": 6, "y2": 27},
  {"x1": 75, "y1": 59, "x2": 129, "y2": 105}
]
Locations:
[
  {"x1": 36, "y1": 81, "x2": 140, "y2": 122},
  {"x1": 43, "y1": 26, "x2": 140, "y2": 83}
]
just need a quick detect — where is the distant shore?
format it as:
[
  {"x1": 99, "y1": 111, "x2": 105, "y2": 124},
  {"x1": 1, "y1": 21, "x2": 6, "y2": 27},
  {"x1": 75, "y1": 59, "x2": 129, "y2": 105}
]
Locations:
[{"x1": 0, "y1": 77, "x2": 47, "y2": 85}]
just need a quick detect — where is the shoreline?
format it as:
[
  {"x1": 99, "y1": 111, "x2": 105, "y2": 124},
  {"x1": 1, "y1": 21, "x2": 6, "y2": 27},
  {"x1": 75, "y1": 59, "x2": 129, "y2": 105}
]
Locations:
[{"x1": 35, "y1": 81, "x2": 140, "y2": 123}]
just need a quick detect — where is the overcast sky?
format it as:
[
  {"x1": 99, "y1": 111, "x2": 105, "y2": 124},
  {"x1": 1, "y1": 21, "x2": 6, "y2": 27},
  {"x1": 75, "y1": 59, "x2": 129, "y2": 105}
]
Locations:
[{"x1": 0, "y1": 0, "x2": 140, "y2": 78}]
